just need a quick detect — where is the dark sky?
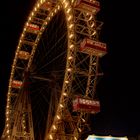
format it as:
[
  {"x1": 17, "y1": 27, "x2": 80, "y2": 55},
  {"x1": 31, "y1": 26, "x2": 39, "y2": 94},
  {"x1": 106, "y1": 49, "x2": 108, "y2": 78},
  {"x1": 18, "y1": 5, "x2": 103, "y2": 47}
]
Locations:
[{"x1": 0, "y1": 0, "x2": 139, "y2": 138}]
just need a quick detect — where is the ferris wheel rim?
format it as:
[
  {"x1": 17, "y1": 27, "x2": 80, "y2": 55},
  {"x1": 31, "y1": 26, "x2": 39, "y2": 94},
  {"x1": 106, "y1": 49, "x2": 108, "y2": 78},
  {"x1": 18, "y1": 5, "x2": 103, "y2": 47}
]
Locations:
[
  {"x1": 5, "y1": 0, "x2": 76, "y2": 139},
  {"x1": 3, "y1": 0, "x2": 103, "y2": 139}
]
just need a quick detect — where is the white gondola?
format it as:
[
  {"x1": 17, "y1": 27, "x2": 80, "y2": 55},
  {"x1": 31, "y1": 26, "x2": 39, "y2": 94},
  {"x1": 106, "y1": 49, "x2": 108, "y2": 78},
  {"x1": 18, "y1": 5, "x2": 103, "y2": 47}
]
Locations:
[
  {"x1": 74, "y1": 0, "x2": 100, "y2": 14},
  {"x1": 73, "y1": 96, "x2": 100, "y2": 114},
  {"x1": 11, "y1": 80, "x2": 23, "y2": 88},
  {"x1": 27, "y1": 23, "x2": 40, "y2": 33},
  {"x1": 40, "y1": 1, "x2": 53, "y2": 10},
  {"x1": 18, "y1": 51, "x2": 30, "y2": 60},
  {"x1": 80, "y1": 38, "x2": 107, "y2": 57}
]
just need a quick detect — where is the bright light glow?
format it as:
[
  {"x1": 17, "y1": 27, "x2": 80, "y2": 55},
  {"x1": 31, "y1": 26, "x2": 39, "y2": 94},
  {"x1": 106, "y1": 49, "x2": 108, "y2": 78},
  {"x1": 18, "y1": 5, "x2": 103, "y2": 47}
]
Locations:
[
  {"x1": 81, "y1": 118, "x2": 85, "y2": 122},
  {"x1": 92, "y1": 31, "x2": 96, "y2": 36},
  {"x1": 63, "y1": 93, "x2": 67, "y2": 96},
  {"x1": 53, "y1": 125, "x2": 56, "y2": 130},
  {"x1": 86, "y1": 135, "x2": 128, "y2": 140},
  {"x1": 6, "y1": 130, "x2": 9, "y2": 134},
  {"x1": 54, "y1": 9, "x2": 57, "y2": 13},
  {"x1": 40, "y1": 0, "x2": 43, "y2": 4},
  {"x1": 57, "y1": 5, "x2": 60, "y2": 10},
  {"x1": 31, "y1": 12, "x2": 34, "y2": 16},
  {"x1": 71, "y1": 0, "x2": 74, "y2": 3},
  {"x1": 69, "y1": 24, "x2": 74, "y2": 29},
  {"x1": 66, "y1": 8, "x2": 71, "y2": 13},
  {"x1": 62, "y1": 0, "x2": 66, "y2": 3},
  {"x1": 65, "y1": 80, "x2": 69, "y2": 83},
  {"x1": 78, "y1": 128, "x2": 82, "y2": 132},
  {"x1": 49, "y1": 134, "x2": 53, "y2": 139},
  {"x1": 34, "y1": 7, "x2": 37, "y2": 11},
  {"x1": 60, "y1": 104, "x2": 64, "y2": 108},
  {"x1": 6, "y1": 111, "x2": 9, "y2": 115},
  {"x1": 29, "y1": 17, "x2": 32, "y2": 21},
  {"x1": 68, "y1": 56, "x2": 73, "y2": 60},
  {"x1": 67, "y1": 68, "x2": 71, "y2": 72},
  {"x1": 7, "y1": 105, "x2": 9, "y2": 109},
  {"x1": 21, "y1": 33, "x2": 24, "y2": 37},
  {"x1": 51, "y1": 12, "x2": 54, "y2": 17},
  {"x1": 68, "y1": 15, "x2": 72, "y2": 21},
  {"x1": 91, "y1": 22, "x2": 95, "y2": 27},
  {"x1": 57, "y1": 115, "x2": 60, "y2": 119},
  {"x1": 6, "y1": 124, "x2": 9, "y2": 127},
  {"x1": 48, "y1": 17, "x2": 51, "y2": 20},
  {"x1": 24, "y1": 28, "x2": 26, "y2": 31},
  {"x1": 69, "y1": 34, "x2": 74, "y2": 39},
  {"x1": 37, "y1": 3, "x2": 40, "y2": 8},
  {"x1": 64, "y1": 2, "x2": 68, "y2": 8},
  {"x1": 69, "y1": 44, "x2": 74, "y2": 49},
  {"x1": 88, "y1": 15, "x2": 93, "y2": 21}
]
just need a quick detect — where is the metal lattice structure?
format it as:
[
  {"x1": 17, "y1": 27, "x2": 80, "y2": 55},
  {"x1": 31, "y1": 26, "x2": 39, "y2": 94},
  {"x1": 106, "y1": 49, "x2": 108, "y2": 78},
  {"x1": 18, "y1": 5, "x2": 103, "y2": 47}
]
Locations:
[{"x1": 2, "y1": 0, "x2": 107, "y2": 140}]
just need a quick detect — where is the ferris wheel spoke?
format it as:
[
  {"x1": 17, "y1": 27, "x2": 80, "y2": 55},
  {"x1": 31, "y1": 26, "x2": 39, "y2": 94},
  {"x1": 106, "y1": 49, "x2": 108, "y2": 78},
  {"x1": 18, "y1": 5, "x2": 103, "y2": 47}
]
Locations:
[
  {"x1": 36, "y1": 50, "x2": 66, "y2": 72},
  {"x1": 32, "y1": 19, "x2": 67, "y2": 70},
  {"x1": 73, "y1": 76, "x2": 87, "y2": 94},
  {"x1": 76, "y1": 53, "x2": 90, "y2": 70}
]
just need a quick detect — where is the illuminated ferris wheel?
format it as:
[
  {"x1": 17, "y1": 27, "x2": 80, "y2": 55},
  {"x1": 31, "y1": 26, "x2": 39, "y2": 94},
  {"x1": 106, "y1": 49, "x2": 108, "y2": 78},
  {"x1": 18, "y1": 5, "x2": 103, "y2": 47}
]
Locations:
[{"x1": 2, "y1": 0, "x2": 107, "y2": 139}]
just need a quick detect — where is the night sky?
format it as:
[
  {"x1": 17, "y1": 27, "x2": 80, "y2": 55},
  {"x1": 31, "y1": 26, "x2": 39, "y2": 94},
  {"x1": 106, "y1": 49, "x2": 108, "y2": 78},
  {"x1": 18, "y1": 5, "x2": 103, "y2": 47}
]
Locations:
[{"x1": 0, "y1": 0, "x2": 139, "y2": 138}]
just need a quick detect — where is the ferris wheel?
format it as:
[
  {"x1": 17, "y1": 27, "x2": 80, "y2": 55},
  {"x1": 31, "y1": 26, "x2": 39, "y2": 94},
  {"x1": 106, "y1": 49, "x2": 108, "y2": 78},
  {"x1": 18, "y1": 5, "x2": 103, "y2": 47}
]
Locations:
[{"x1": 2, "y1": 0, "x2": 107, "y2": 140}]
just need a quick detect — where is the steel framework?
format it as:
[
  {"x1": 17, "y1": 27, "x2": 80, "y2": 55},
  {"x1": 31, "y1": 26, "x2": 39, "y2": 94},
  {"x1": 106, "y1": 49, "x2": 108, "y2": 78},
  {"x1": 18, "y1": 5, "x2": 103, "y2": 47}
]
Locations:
[{"x1": 1, "y1": 0, "x2": 106, "y2": 140}]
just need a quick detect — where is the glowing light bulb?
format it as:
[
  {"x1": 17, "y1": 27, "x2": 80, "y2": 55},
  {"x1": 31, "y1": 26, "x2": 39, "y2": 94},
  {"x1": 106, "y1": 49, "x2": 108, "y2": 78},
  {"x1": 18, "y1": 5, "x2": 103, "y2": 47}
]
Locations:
[
  {"x1": 64, "y1": 2, "x2": 68, "y2": 8},
  {"x1": 88, "y1": 15, "x2": 92, "y2": 21},
  {"x1": 68, "y1": 15, "x2": 72, "y2": 21},
  {"x1": 67, "y1": 68, "x2": 71, "y2": 72},
  {"x1": 67, "y1": 8, "x2": 71, "y2": 13},
  {"x1": 78, "y1": 128, "x2": 82, "y2": 132},
  {"x1": 60, "y1": 104, "x2": 64, "y2": 108},
  {"x1": 65, "y1": 80, "x2": 69, "y2": 83},
  {"x1": 7, "y1": 130, "x2": 9, "y2": 134},
  {"x1": 6, "y1": 111, "x2": 9, "y2": 115},
  {"x1": 63, "y1": 93, "x2": 67, "y2": 96},
  {"x1": 69, "y1": 44, "x2": 74, "y2": 49},
  {"x1": 69, "y1": 24, "x2": 74, "y2": 29},
  {"x1": 29, "y1": 17, "x2": 31, "y2": 21},
  {"x1": 31, "y1": 12, "x2": 34, "y2": 16},
  {"x1": 91, "y1": 22, "x2": 95, "y2": 27},
  {"x1": 7, "y1": 105, "x2": 9, "y2": 109},
  {"x1": 34, "y1": 7, "x2": 37, "y2": 11},
  {"x1": 81, "y1": 118, "x2": 85, "y2": 122},
  {"x1": 49, "y1": 134, "x2": 53, "y2": 139},
  {"x1": 53, "y1": 125, "x2": 56, "y2": 130},
  {"x1": 92, "y1": 31, "x2": 96, "y2": 36},
  {"x1": 57, "y1": 5, "x2": 60, "y2": 10},
  {"x1": 69, "y1": 34, "x2": 74, "y2": 39},
  {"x1": 51, "y1": 12, "x2": 54, "y2": 17},
  {"x1": 37, "y1": 3, "x2": 40, "y2": 8},
  {"x1": 68, "y1": 56, "x2": 73, "y2": 60},
  {"x1": 54, "y1": 9, "x2": 57, "y2": 13},
  {"x1": 57, "y1": 115, "x2": 60, "y2": 119}
]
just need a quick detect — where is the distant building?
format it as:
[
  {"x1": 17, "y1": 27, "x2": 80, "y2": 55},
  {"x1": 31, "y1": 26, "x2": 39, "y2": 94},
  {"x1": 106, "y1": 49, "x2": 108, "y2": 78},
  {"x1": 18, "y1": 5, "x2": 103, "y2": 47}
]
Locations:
[{"x1": 128, "y1": 135, "x2": 140, "y2": 140}]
